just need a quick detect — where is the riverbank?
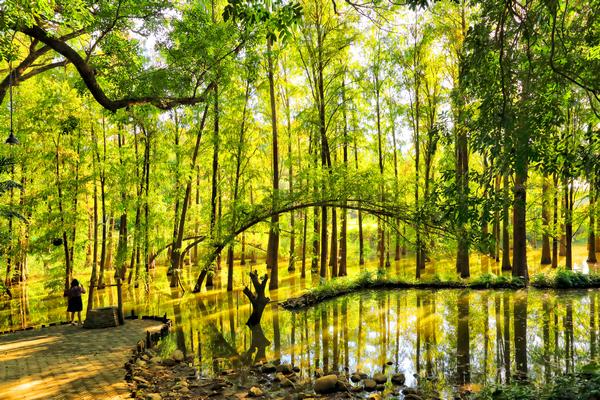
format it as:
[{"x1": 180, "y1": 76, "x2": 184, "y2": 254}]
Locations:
[
  {"x1": 281, "y1": 270, "x2": 600, "y2": 310},
  {"x1": 128, "y1": 347, "x2": 437, "y2": 399}
]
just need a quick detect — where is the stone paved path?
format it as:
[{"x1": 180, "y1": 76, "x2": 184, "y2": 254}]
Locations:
[{"x1": 0, "y1": 320, "x2": 164, "y2": 400}]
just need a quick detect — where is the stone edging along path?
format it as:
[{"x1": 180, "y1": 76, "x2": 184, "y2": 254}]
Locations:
[{"x1": 0, "y1": 315, "x2": 169, "y2": 400}]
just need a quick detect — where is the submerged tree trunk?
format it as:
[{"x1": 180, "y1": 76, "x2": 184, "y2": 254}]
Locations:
[{"x1": 243, "y1": 271, "x2": 270, "y2": 327}]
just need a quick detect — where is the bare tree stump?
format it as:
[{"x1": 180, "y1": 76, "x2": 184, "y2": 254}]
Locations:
[{"x1": 243, "y1": 271, "x2": 270, "y2": 327}]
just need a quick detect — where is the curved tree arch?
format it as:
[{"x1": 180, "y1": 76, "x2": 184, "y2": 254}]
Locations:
[{"x1": 191, "y1": 195, "x2": 447, "y2": 292}]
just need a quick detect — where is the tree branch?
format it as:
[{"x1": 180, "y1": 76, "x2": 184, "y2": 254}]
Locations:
[{"x1": 17, "y1": 24, "x2": 215, "y2": 112}]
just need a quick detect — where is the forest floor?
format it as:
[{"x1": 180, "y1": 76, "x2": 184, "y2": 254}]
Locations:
[{"x1": 0, "y1": 319, "x2": 163, "y2": 400}]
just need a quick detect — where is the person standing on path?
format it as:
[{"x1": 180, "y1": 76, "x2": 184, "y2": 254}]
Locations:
[{"x1": 64, "y1": 279, "x2": 86, "y2": 325}]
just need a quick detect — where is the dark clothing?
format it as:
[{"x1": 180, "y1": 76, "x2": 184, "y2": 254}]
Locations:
[
  {"x1": 67, "y1": 296, "x2": 83, "y2": 312},
  {"x1": 65, "y1": 286, "x2": 85, "y2": 312}
]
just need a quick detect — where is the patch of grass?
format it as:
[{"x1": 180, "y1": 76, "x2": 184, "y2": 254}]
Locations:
[
  {"x1": 531, "y1": 269, "x2": 600, "y2": 289},
  {"x1": 283, "y1": 271, "x2": 527, "y2": 310}
]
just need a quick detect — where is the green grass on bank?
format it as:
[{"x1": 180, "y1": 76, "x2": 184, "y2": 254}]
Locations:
[
  {"x1": 531, "y1": 269, "x2": 600, "y2": 289},
  {"x1": 282, "y1": 269, "x2": 600, "y2": 310}
]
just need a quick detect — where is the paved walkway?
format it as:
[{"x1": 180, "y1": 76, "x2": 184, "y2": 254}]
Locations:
[{"x1": 0, "y1": 320, "x2": 164, "y2": 400}]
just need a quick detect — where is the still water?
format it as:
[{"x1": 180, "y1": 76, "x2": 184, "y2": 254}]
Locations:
[{"x1": 2, "y1": 245, "x2": 599, "y2": 396}]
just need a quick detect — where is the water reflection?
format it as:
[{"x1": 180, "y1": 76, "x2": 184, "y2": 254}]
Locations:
[
  {"x1": 159, "y1": 288, "x2": 595, "y2": 397},
  {"x1": 1, "y1": 245, "x2": 600, "y2": 396}
]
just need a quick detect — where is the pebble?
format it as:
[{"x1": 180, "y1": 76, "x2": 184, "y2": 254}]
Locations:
[
  {"x1": 373, "y1": 372, "x2": 387, "y2": 384},
  {"x1": 249, "y1": 386, "x2": 264, "y2": 397},
  {"x1": 171, "y1": 350, "x2": 184, "y2": 362},
  {"x1": 261, "y1": 363, "x2": 277, "y2": 373},
  {"x1": 391, "y1": 373, "x2": 406, "y2": 385},
  {"x1": 363, "y1": 379, "x2": 377, "y2": 391},
  {"x1": 314, "y1": 374, "x2": 338, "y2": 394},
  {"x1": 276, "y1": 363, "x2": 293, "y2": 374}
]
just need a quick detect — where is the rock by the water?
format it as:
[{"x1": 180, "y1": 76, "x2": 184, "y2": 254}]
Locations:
[
  {"x1": 249, "y1": 386, "x2": 264, "y2": 397},
  {"x1": 314, "y1": 374, "x2": 339, "y2": 394},
  {"x1": 376, "y1": 384, "x2": 385, "y2": 391},
  {"x1": 276, "y1": 363, "x2": 293, "y2": 374},
  {"x1": 336, "y1": 379, "x2": 350, "y2": 391},
  {"x1": 293, "y1": 366, "x2": 301, "y2": 373},
  {"x1": 280, "y1": 377, "x2": 295, "y2": 388},
  {"x1": 145, "y1": 394, "x2": 162, "y2": 400},
  {"x1": 171, "y1": 350, "x2": 184, "y2": 362},
  {"x1": 136, "y1": 359, "x2": 147, "y2": 367},
  {"x1": 373, "y1": 373, "x2": 387, "y2": 384},
  {"x1": 363, "y1": 379, "x2": 377, "y2": 392},
  {"x1": 350, "y1": 373, "x2": 362, "y2": 383},
  {"x1": 391, "y1": 373, "x2": 406, "y2": 385},
  {"x1": 261, "y1": 363, "x2": 277, "y2": 373}
]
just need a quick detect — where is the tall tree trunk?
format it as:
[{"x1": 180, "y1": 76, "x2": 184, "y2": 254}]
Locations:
[
  {"x1": 54, "y1": 131, "x2": 72, "y2": 291},
  {"x1": 588, "y1": 158, "x2": 597, "y2": 263},
  {"x1": 208, "y1": 84, "x2": 220, "y2": 288},
  {"x1": 228, "y1": 82, "x2": 250, "y2": 291},
  {"x1": 87, "y1": 124, "x2": 99, "y2": 314},
  {"x1": 330, "y1": 207, "x2": 337, "y2": 277},
  {"x1": 143, "y1": 127, "x2": 151, "y2": 274},
  {"x1": 501, "y1": 173, "x2": 511, "y2": 271},
  {"x1": 97, "y1": 118, "x2": 108, "y2": 288},
  {"x1": 541, "y1": 175, "x2": 552, "y2": 264},
  {"x1": 375, "y1": 70, "x2": 385, "y2": 271},
  {"x1": 301, "y1": 210, "x2": 308, "y2": 278},
  {"x1": 353, "y1": 135, "x2": 364, "y2": 266},
  {"x1": 282, "y1": 67, "x2": 295, "y2": 273},
  {"x1": 173, "y1": 106, "x2": 208, "y2": 292},
  {"x1": 552, "y1": 173, "x2": 559, "y2": 268},
  {"x1": 169, "y1": 111, "x2": 181, "y2": 277},
  {"x1": 390, "y1": 100, "x2": 401, "y2": 261},
  {"x1": 339, "y1": 78, "x2": 349, "y2": 276},
  {"x1": 115, "y1": 128, "x2": 127, "y2": 280},
  {"x1": 493, "y1": 176, "x2": 501, "y2": 261},
  {"x1": 317, "y1": 52, "x2": 330, "y2": 280},
  {"x1": 565, "y1": 177, "x2": 573, "y2": 270},
  {"x1": 266, "y1": 37, "x2": 280, "y2": 290}
]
